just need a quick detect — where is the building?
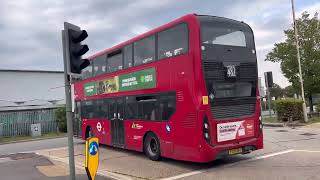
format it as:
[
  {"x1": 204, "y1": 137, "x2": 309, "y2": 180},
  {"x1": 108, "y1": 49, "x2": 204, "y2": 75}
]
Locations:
[{"x1": 0, "y1": 69, "x2": 65, "y2": 137}]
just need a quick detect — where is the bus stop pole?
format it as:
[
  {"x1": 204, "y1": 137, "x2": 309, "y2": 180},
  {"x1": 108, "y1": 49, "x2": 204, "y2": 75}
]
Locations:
[{"x1": 62, "y1": 30, "x2": 76, "y2": 180}]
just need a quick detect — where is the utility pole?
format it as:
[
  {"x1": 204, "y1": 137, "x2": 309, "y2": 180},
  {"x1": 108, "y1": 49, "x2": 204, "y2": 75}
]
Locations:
[
  {"x1": 291, "y1": 0, "x2": 308, "y2": 122},
  {"x1": 62, "y1": 30, "x2": 76, "y2": 180}
]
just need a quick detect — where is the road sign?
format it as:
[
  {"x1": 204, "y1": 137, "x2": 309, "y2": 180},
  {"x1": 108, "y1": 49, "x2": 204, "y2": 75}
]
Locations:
[{"x1": 85, "y1": 137, "x2": 99, "y2": 180}]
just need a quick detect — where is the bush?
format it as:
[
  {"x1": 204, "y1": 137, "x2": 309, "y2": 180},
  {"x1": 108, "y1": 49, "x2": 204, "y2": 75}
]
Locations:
[
  {"x1": 316, "y1": 104, "x2": 320, "y2": 112},
  {"x1": 261, "y1": 100, "x2": 276, "y2": 111},
  {"x1": 55, "y1": 107, "x2": 67, "y2": 133},
  {"x1": 275, "y1": 99, "x2": 303, "y2": 122}
]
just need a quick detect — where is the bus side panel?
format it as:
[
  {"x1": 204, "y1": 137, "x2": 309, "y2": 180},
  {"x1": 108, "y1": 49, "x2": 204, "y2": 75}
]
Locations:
[
  {"x1": 82, "y1": 119, "x2": 112, "y2": 145},
  {"x1": 124, "y1": 121, "x2": 174, "y2": 158},
  {"x1": 124, "y1": 120, "x2": 144, "y2": 152},
  {"x1": 167, "y1": 17, "x2": 203, "y2": 161}
]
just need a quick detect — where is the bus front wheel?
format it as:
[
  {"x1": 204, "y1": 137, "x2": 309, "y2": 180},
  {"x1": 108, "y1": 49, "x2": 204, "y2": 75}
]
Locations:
[{"x1": 144, "y1": 133, "x2": 161, "y2": 161}]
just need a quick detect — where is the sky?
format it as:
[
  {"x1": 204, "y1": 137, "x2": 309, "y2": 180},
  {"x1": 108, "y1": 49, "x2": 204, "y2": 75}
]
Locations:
[{"x1": 0, "y1": 0, "x2": 319, "y2": 88}]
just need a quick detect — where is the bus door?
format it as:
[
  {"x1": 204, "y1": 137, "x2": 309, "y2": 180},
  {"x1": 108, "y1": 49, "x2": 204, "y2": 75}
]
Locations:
[{"x1": 110, "y1": 98, "x2": 125, "y2": 147}]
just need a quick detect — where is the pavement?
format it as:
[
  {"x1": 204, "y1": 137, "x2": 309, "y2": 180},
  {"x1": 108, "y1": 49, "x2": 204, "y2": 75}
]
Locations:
[
  {"x1": 0, "y1": 125, "x2": 320, "y2": 180},
  {"x1": 0, "y1": 152, "x2": 107, "y2": 180}
]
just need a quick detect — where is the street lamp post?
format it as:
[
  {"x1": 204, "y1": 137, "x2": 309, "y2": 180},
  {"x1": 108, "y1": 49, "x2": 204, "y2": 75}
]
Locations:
[{"x1": 291, "y1": 0, "x2": 308, "y2": 122}]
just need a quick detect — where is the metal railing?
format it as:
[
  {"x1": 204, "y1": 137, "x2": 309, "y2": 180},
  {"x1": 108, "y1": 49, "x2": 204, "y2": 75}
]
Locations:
[{"x1": 0, "y1": 108, "x2": 58, "y2": 137}]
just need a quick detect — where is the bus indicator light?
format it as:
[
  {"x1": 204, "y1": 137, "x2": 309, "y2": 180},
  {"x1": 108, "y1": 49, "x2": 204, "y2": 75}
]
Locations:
[
  {"x1": 202, "y1": 96, "x2": 208, "y2": 105},
  {"x1": 166, "y1": 124, "x2": 171, "y2": 132}
]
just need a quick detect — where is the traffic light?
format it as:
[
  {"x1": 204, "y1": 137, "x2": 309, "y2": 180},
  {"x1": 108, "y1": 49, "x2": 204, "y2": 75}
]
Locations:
[
  {"x1": 264, "y1": 71, "x2": 273, "y2": 88},
  {"x1": 64, "y1": 22, "x2": 90, "y2": 74}
]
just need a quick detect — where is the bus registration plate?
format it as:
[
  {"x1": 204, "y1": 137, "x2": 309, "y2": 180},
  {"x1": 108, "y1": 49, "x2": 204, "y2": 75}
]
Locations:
[{"x1": 228, "y1": 148, "x2": 243, "y2": 155}]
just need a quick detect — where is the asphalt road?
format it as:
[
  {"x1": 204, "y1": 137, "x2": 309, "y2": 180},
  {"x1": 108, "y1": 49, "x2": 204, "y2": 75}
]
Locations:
[
  {"x1": 0, "y1": 137, "x2": 82, "y2": 155},
  {"x1": 1, "y1": 126, "x2": 320, "y2": 179}
]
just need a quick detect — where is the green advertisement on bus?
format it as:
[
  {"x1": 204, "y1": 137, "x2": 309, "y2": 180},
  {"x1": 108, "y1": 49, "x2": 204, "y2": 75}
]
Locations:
[{"x1": 84, "y1": 68, "x2": 156, "y2": 96}]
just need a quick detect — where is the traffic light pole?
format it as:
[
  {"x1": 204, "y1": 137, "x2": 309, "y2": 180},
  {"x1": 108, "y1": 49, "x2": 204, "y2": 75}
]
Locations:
[
  {"x1": 62, "y1": 30, "x2": 76, "y2": 180},
  {"x1": 266, "y1": 86, "x2": 272, "y2": 118},
  {"x1": 265, "y1": 75, "x2": 271, "y2": 118}
]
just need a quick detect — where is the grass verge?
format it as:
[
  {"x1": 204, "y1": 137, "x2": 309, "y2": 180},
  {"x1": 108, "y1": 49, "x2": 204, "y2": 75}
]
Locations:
[
  {"x1": 0, "y1": 132, "x2": 67, "y2": 144},
  {"x1": 263, "y1": 116, "x2": 320, "y2": 125},
  {"x1": 262, "y1": 116, "x2": 278, "y2": 123},
  {"x1": 306, "y1": 117, "x2": 320, "y2": 124}
]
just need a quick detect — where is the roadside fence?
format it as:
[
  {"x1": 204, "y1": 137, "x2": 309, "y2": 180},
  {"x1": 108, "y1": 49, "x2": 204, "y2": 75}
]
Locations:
[{"x1": 0, "y1": 108, "x2": 58, "y2": 137}]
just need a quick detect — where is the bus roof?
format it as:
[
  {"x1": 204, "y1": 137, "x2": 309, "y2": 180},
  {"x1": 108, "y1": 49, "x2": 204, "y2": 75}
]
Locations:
[
  {"x1": 87, "y1": 14, "x2": 250, "y2": 60},
  {"x1": 87, "y1": 13, "x2": 197, "y2": 60}
]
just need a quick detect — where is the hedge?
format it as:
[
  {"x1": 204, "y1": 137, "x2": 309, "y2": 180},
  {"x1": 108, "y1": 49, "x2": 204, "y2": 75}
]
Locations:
[
  {"x1": 261, "y1": 100, "x2": 276, "y2": 111},
  {"x1": 54, "y1": 107, "x2": 67, "y2": 133},
  {"x1": 316, "y1": 104, "x2": 320, "y2": 112},
  {"x1": 275, "y1": 99, "x2": 303, "y2": 122}
]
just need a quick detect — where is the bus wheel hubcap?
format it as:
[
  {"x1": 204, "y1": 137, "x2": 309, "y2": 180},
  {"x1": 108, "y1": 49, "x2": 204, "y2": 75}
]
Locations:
[{"x1": 150, "y1": 138, "x2": 157, "y2": 154}]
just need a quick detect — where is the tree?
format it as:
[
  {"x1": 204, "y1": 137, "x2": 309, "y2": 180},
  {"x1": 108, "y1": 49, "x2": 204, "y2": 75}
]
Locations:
[
  {"x1": 55, "y1": 107, "x2": 67, "y2": 133},
  {"x1": 265, "y1": 12, "x2": 320, "y2": 112},
  {"x1": 283, "y1": 85, "x2": 298, "y2": 97},
  {"x1": 269, "y1": 83, "x2": 284, "y2": 99}
]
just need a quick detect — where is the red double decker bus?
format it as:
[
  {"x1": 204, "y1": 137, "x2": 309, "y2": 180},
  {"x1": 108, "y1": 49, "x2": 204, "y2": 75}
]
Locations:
[{"x1": 73, "y1": 14, "x2": 263, "y2": 162}]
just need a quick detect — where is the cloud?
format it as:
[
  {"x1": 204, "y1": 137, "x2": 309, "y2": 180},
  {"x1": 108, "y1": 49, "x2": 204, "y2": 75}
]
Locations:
[{"x1": 0, "y1": 0, "x2": 317, "y2": 88}]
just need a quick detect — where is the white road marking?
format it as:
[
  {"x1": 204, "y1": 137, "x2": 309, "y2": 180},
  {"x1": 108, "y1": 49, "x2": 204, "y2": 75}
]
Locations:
[
  {"x1": 161, "y1": 149, "x2": 295, "y2": 180},
  {"x1": 35, "y1": 152, "x2": 133, "y2": 180},
  {"x1": 31, "y1": 148, "x2": 320, "y2": 180},
  {"x1": 251, "y1": 149, "x2": 295, "y2": 160},
  {"x1": 0, "y1": 157, "x2": 14, "y2": 164},
  {"x1": 31, "y1": 146, "x2": 68, "y2": 153},
  {"x1": 160, "y1": 171, "x2": 204, "y2": 180},
  {"x1": 293, "y1": 149, "x2": 320, "y2": 153},
  {"x1": 222, "y1": 149, "x2": 295, "y2": 168}
]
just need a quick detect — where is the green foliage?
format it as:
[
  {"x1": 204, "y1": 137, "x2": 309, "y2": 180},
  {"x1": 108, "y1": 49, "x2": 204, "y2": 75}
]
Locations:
[
  {"x1": 283, "y1": 85, "x2": 298, "y2": 98},
  {"x1": 275, "y1": 99, "x2": 303, "y2": 122},
  {"x1": 269, "y1": 83, "x2": 284, "y2": 99},
  {"x1": 265, "y1": 12, "x2": 320, "y2": 98},
  {"x1": 262, "y1": 117, "x2": 278, "y2": 123},
  {"x1": 55, "y1": 107, "x2": 67, "y2": 133},
  {"x1": 316, "y1": 104, "x2": 320, "y2": 112},
  {"x1": 261, "y1": 100, "x2": 276, "y2": 111}
]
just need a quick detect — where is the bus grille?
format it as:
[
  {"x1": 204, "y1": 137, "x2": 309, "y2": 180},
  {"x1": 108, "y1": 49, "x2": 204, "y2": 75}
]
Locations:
[
  {"x1": 203, "y1": 61, "x2": 257, "y2": 81},
  {"x1": 211, "y1": 104, "x2": 255, "y2": 120},
  {"x1": 239, "y1": 63, "x2": 257, "y2": 80}
]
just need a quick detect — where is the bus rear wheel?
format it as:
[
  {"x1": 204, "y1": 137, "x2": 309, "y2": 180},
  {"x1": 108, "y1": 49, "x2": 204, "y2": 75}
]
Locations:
[{"x1": 144, "y1": 133, "x2": 161, "y2": 161}]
